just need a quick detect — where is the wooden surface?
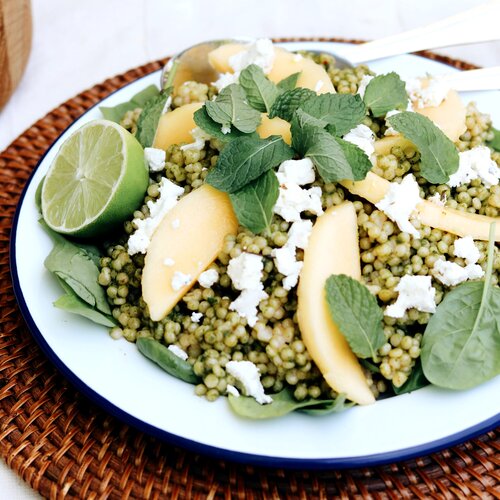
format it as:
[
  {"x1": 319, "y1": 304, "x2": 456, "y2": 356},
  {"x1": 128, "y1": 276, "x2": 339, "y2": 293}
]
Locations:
[{"x1": 0, "y1": 0, "x2": 32, "y2": 110}]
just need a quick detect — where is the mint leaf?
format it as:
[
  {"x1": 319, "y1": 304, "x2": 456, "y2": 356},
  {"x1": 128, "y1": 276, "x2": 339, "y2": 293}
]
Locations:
[
  {"x1": 392, "y1": 360, "x2": 429, "y2": 395},
  {"x1": 268, "y1": 87, "x2": 316, "y2": 122},
  {"x1": 229, "y1": 170, "x2": 279, "y2": 233},
  {"x1": 388, "y1": 111, "x2": 459, "y2": 184},
  {"x1": 100, "y1": 84, "x2": 159, "y2": 123},
  {"x1": 302, "y1": 126, "x2": 371, "y2": 182},
  {"x1": 325, "y1": 274, "x2": 385, "y2": 360},
  {"x1": 136, "y1": 87, "x2": 173, "y2": 148},
  {"x1": 239, "y1": 64, "x2": 281, "y2": 113},
  {"x1": 363, "y1": 72, "x2": 408, "y2": 117},
  {"x1": 277, "y1": 72, "x2": 301, "y2": 91},
  {"x1": 205, "y1": 84, "x2": 261, "y2": 133},
  {"x1": 193, "y1": 106, "x2": 246, "y2": 141},
  {"x1": 206, "y1": 135, "x2": 294, "y2": 193},
  {"x1": 300, "y1": 93, "x2": 366, "y2": 136},
  {"x1": 487, "y1": 127, "x2": 500, "y2": 152},
  {"x1": 290, "y1": 109, "x2": 327, "y2": 156}
]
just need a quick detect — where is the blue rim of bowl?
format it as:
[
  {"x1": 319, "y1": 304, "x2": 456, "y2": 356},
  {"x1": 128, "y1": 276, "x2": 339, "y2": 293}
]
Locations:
[{"x1": 9, "y1": 51, "x2": 500, "y2": 470}]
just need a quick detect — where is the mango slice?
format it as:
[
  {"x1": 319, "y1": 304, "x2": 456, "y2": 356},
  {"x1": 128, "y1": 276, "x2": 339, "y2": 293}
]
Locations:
[
  {"x1": 341, "y1": 172, "x2": 500, "y2": 242},
  {"x1": 142, "y1": 185, "x2": 238, "y2": 321},
  {"x1": 297, "y1": 202, "x2": 375, "y2": 406},
  {"x1": 257, "y1": 115, "x2": 291, "y2": 144},
  {"x1": 208, "y1": 44, "x2": 335, "y2": 94},
  {"x1": 153, "y1": 102, "x2": 203, "y2": 151}
]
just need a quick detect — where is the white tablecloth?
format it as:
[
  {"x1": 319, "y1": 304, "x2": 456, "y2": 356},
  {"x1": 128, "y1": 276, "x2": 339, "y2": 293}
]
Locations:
[{"x1": 1, "y1": 0, "x2": 499, "y2": 497}]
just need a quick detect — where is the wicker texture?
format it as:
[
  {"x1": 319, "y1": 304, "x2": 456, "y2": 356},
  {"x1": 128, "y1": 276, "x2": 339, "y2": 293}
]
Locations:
[{"x1": 1, "y1": 38, "x2": 499, "y2": 499}]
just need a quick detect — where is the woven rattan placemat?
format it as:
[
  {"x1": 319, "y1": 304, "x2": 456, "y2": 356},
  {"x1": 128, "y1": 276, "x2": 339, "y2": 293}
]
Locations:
[{"x1": 1, "y1": 38, "x2": 499, "y2": 499}]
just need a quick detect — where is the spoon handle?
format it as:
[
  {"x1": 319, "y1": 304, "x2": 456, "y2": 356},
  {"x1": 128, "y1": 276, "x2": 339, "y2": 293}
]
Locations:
[
  {"x1": 441, "y1": 66, "x2": 500, "y2": 91},
  {"x1": 341, "y1": 1, "x2": 500, "y2": 65}
]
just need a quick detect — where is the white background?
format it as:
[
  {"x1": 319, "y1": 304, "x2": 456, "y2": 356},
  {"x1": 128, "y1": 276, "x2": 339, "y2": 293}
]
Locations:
[{"x1": 1, "y1": 0, "x2": 499, "y2": 497}]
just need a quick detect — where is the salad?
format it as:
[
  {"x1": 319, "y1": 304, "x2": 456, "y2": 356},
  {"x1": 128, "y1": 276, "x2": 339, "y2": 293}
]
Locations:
[{"x1": 38, "y1": 39, "x2": 500, "y2": 419}]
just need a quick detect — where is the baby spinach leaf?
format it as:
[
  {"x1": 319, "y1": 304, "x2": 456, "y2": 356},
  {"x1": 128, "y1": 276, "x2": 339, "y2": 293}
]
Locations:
[
  {"x1": 206, "y1": 135, "x2": 293, "y2": 193},
  {"x1": 136, "y1": 87, "x2": 173, "y2": 148},
  {"x1": 300, "y1": 93, "x2": 366, "y2": 136},
  {"x1": 325, "y1": 274, "x2": 385, "y2": 360},
  {"x1": 100, "y1": 84, "x2": 159, "y2": 123},
  {"x1": 239, "y1": 64, "x2": 281, "y2": 113},
  {"x1": 360, "y1": 359, "x2": 380, "y2": 374},
  {"x1": 54, "y1": 294, "x2": 116, "y2": 327},
  {"x1": 205, "y1": 84, "x2": 261, "y2": 133},
  {"x1": 268, "y1": 87, "x2": 316, "y2": 122},
  {"x1": 363, "y1": 72, "x2": 408, "y2": 117},
  {"x1": 193, "y1": 106, "x2": 246, "y2": 142},
  {"x1": 277, "y1": 72, "x2": 301, "y2": 91},
  {"x1": 301, "y1": 394, "x2": 354, "y2": 415},
  {"x1": 228, "y1": 388, "x2": 349, "y2": 419},
  {"x1": 421, "y1": 224, "x2": 500, "y2": 390},
  {"x1": 229, "y1": 170, "x2": 279, "y2": 233},
  {"x1": 392, "y1": 360, "x2": 429, "y2": 395},
  {"x1": 137, "y1": 337, "x2": 200, "y2": 384},
  {"x1": 387, "y1": 111, "x2": 459, "y2": 184},
  {"x1": 487, "y1": 127, "x2": 500, "y2": 152},
  {"x1": 35, "y1": 176, "x2": 45, "y2": 212},
  {"x1": 43, "y1": 230, "x2": 110, "y2": 315}
]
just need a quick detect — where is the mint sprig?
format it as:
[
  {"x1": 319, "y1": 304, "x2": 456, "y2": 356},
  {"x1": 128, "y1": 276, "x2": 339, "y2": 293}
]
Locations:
[
  {"x1": 277, "y1": 72, "x2": 301, "y2": 91},
  {"x1": 363, "y1": 72, "x2": 409, "y2": 117},
  {"x1": 205, "y1": 84, "x2": 261, "y2": 133},
  {"x1": 269, "y1": 88, "x2": 316, "y2": 122},
  {"x1": 206, "y1": 135, "x2": 293, "y2": 193},
  {"x1": 387, "y1": 111, "x2": 459, "y2": 184},
  {"x1": 136, "y1": 87, "x2": 173, "y2": 148},
  {"x1": 194, "y1": 107, "x2": 247, "y2": 142},
  {"x1": 325, "y1": 274, "x2": 385, "y2": 360},
  {"x1": 239, "y1": 64, "x2": 281, "y2": 113},
  {"x1": 229, "y1": 170, "x2": 279, "y2": 233}
]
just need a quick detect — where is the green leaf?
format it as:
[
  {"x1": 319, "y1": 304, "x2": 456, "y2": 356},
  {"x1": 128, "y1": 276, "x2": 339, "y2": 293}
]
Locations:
[
  {"x1": 325, "y1": 274, "x2": 385, "y2": 359},
  {"x1": 229, "y1": 170, "x2": 279, "y2": 233},
  {"x1": 392, "y1": 360, "x2": 429, "y2": 395},
  {"x1": 43, "y1": 229, "x2": 110, "y2": 315},
  {"x1": 421, "y1": 224, "x2": 500, "y2": 390},
  {"x1": 136, "y1": 87, "x2": 173, "y2": 148},
  {"x1": 205, "y1": 84, "x2": 261, "y2": 133},
  {"x1": 193, "y1": 106, "x2": 246, "y2": 142},
  {"x1": 300, "y1": 93, "x2": 366, "y2": 136},
  {"x1": 35, "y1": 176, "x2": 45, "y2": 213},
  {"x1": 54, "y1": 294, "x2": 116, "y2": 327},
  {"x1": 302, "y1": 126, "x2": 372, "y2": 183},
  {"x1": 228, "y1": 388, "x2": 350, "y2": 419},
  {"x1": 487, "y1": 127, "x2": 500, "y2": 152},
  {"x1": 100, "y1": 84, "x2": 160, "y2": 123},
  {"x1": 301, "y1": 394, "x2": 354, "y2": 415},
  {"x1": 277, "y1": 72, "x2": 301, "y2": 91},
  {"x1": 239, "y1": 64, "x2": 281, "y2": 113},
  {"x1": 290, "y1": 109, "x2": 327, "y2": 156},
  {"x1": 388, "y1": 111, "x2": 459, "y2": 184},
  {"x1": 268, "y1": 87, "x2": 316, "y2": 122},
  {"x1": 206, "y1": 135, "x2": 294, "y2": 193},
  {"x1": 363, "y1": 72, "x2": 409, "y2": 118},
  {"x1": 136, "y1": 337, "x2": 200, "y2": 385}
]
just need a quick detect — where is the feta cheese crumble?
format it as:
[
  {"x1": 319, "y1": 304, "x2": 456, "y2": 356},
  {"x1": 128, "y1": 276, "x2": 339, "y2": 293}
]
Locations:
[
  {"x1": 287, "y1": 219, "x2": 313, "y2": 250},
  {"x1": 385, "y1": 275, "x2": 437, "y2": 318},
  {"x1": 447, "y1": 146, "x2": 500, "y2": 188},
  {"x1": 375, "y1": 174, "x2": 422, "y2": 238},
  {"x1": 227, "y1": 253, "x2": 268, "y2": 326},
  {"x1": 226, "y1": 384, "x2": 240, "y2": 397},
  {"x1": 127, "y1": 178, "x2": 184, "y2": 255},
  {"x1": 343, "y1": 124, "x2": 376, "y2": 162},
  {"x1": 274, "y1": 184, "x2": 323, "y2": 222},
  {"x1": 406, "y1": 76, "x2": 450, "y2": 108},
  {"x1": 213, "y1": 38, "x2": 275, "y2": 91},
  {"x1": 190, "y1": 312, "x2": 203, "y2": 323},
  {"x1": 198, "y1": 268, "x2": 219, "y2": 288},
  {"x1": 225, "y1": 360, "x2": 272, "y2": 404},
  {"x1": 453, "y1": 236, "x2": 480, "y2": 265},
  {"x1": 277, "y1": 158, "x2": 315, "y2": 186},
  {"x1": 433, "y1": 259, "x2": 484, "y2": 287},
  {"x1": 180, "y1": 127, "x2": 211, "y2": 151},
  {"x1": 167, "y1": 344, "x2": 188, "y2": 361},
  {"x1": 144, "y1": 147, "x2": 166, "y2": 172},
  {"x1": 171, "y1": 271, "x2": 192, "y2": 291},
  {"x1": 428, "y1": 192, "x2": 446, "y2": 206}
]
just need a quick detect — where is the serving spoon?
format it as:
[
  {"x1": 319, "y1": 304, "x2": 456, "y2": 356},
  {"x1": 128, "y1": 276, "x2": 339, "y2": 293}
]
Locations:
[{"x1": 162, "y1": 1, "x2": 500, "y2": 91}]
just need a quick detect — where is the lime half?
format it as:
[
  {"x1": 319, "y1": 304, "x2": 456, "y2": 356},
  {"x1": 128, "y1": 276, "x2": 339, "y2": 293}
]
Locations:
[{"x1": 41, "y1": 119, "x2": 148, "y2": 238}]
